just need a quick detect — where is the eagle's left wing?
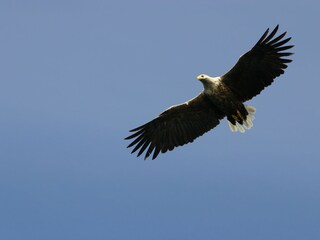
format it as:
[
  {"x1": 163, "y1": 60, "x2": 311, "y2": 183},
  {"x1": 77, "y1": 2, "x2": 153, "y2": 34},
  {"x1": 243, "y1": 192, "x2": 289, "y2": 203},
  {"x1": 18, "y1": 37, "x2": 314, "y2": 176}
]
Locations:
[
  {"x1": 125, "y1": 92, "x2": 224, "y2": 160},
  {"x1": 221, "y1": 25, "x2": 294, "y2": 102}
]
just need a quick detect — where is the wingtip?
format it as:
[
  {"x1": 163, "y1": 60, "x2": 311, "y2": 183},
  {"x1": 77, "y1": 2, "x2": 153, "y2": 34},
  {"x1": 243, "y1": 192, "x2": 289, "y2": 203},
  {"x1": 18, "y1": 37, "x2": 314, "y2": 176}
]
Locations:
[
  {"x1": 272, "y1": 24, "x2": 279, "y2": 34},
  {"x1": 129, "y1": 124, "x2": 145, "y2": 132},
  {"x1": 144, "y1": 151, "x2": 151, "y2": 160},
  {"x1": 129, "y1": 128, "x2": 137, "y2": 132},
  {"x1": 256, "y1": 27, "x2": 270, "y2": 45}
]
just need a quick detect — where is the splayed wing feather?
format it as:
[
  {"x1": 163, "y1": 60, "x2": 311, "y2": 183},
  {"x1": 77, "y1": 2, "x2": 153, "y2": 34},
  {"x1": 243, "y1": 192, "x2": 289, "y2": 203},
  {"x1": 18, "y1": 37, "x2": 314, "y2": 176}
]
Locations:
[
  {"x1": 222, "y1": 25, "x2": 293, "y2": 101},
  {"x1": 125, "y1": 25, "x2": 293, "y2": 160},
  {"x1": 125, "y1": 93, "x2": 224, "y2": 160}
]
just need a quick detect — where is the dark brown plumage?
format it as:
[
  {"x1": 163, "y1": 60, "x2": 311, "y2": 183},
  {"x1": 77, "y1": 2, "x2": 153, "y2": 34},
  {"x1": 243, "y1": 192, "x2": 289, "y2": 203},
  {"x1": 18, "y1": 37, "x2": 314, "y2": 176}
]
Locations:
[
  {"x1": 222, "y1": 25, "x2": 293, "y2": 101},
  {"x1": 125, "y1": 93, "x2": 224, "y2": 160},
  {"x1": 125, "y1": 25, "x2": 293, "y2": 160}
]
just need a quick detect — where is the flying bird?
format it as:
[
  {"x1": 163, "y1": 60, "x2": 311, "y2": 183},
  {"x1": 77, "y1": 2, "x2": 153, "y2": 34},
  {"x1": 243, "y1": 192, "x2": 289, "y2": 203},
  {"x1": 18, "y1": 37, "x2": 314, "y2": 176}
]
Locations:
[{"x1": 125, "y1": 25, "x2": 293, "y2": 160}]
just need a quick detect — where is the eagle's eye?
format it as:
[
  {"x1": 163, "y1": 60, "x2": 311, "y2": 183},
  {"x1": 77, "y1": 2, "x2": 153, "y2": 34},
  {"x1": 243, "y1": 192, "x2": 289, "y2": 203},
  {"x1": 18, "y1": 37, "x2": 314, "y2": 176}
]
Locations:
[{"x1": 201, "y1": 75, "x2": 204, "y2": 78}]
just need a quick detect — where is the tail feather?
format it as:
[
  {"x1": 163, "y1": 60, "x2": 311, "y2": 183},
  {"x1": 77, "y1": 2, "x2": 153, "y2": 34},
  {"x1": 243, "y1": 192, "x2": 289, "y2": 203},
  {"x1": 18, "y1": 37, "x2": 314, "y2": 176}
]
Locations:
[{"x1": 228, "y1": 105, "x2": 256, "y2": 133}]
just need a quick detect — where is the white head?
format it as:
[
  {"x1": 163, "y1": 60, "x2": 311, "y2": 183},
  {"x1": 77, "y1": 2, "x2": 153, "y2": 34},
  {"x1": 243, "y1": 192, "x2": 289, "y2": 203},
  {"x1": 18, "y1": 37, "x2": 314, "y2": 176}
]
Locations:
[
  {"x1": 197, "y1": 74, "x2": 220, "y2": 89},
  {"x1": 197, "y1": 74, "x2": 211, "y2": 82}
]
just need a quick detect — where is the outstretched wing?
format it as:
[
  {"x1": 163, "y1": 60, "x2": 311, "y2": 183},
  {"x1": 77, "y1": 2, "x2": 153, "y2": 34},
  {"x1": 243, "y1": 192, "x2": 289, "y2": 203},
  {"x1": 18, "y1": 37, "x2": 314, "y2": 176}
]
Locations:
[
  {"x1": 221, "y1": 25, "x2": 294, "y2": 101},
  {"x1": 125, "y1": 93, "x2": 224, "y2": 160}
]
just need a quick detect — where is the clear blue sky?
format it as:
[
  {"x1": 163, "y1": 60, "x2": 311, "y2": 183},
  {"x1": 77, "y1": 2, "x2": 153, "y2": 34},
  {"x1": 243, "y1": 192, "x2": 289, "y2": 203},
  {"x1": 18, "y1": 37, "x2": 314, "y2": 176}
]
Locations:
[{"x1": 1, "y1": 1, "x2": 319, "y2": 240}]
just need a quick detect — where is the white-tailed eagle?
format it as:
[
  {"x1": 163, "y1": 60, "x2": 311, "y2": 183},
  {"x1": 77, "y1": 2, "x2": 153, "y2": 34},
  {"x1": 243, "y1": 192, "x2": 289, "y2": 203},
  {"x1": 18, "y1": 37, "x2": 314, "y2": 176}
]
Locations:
[{"x1": 125, "y1": 25, "x2": 293, "y2": 160}]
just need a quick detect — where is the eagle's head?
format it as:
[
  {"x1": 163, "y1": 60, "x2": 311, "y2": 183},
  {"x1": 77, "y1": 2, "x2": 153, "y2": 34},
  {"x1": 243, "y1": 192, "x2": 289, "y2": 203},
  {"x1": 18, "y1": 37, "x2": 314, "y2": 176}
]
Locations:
[
  {"x1": 197, "y1": 74, "x2": 221, "y2": 89},
  {"x1": 197, "y1": 74, "x2": 215, "y2": 86},
  {"x1": 197, "y1": 74, "x2": 210, "y2": 82}
]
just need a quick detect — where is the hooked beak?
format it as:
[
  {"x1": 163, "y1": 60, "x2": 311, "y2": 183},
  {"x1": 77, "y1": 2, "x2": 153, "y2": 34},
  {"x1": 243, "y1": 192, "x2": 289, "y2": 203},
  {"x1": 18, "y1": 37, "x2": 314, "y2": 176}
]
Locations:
[{"x1": 197, "y1": 75, "x2": 204, "y2": 81}]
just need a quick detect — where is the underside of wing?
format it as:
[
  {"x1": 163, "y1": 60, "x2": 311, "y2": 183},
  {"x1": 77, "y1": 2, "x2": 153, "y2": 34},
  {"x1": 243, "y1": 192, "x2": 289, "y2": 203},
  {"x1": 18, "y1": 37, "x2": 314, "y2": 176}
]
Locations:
[
  {"x1": 125, "y1": 93, "x2": 224, "y2": 160},
  {"x1": 221, "y1": 25, "x2": 294, "y2": 101}
]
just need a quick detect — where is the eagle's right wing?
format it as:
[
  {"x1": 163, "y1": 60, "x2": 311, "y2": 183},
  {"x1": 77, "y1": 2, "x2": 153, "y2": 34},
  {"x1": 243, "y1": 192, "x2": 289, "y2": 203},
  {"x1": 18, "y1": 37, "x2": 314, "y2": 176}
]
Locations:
[{"x1": 125, "y1": 93, "x2": 225, "y2": 160}]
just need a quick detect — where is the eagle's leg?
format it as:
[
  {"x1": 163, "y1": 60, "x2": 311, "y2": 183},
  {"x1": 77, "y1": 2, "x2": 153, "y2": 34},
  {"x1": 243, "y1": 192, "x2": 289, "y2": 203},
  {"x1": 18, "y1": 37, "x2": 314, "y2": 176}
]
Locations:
[{"x1": 227, "y1": 105, "x2": 256, "y2": 133}]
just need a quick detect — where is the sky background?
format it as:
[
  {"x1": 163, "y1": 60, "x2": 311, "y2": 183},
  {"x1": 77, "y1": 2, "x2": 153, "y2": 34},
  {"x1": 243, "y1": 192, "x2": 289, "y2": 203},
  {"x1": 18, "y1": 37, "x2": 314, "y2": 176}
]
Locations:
[{"x1": 1, "y1": 1, "x2": 319, "y2": 239}]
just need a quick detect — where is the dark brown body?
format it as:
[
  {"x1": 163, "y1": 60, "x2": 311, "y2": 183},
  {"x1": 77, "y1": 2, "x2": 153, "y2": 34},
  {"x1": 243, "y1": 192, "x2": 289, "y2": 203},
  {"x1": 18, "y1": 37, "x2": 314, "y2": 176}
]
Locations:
[{"x1": 202, "y1": 79, "x2": 248, "y2": 126}]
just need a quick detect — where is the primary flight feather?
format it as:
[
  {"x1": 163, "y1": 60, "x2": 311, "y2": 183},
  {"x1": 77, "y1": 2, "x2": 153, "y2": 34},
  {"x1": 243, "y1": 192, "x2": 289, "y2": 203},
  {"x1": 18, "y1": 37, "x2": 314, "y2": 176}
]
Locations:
[{"x1": 125, "y1": 25, "x2": 294, "y2": 160}]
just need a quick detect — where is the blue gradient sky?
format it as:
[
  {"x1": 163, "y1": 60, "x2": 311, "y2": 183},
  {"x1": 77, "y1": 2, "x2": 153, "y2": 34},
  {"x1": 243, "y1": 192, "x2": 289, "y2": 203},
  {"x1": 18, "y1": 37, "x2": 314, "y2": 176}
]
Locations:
[{"x1": 1, "y1": 1, "x2": 319, "y2": 240}]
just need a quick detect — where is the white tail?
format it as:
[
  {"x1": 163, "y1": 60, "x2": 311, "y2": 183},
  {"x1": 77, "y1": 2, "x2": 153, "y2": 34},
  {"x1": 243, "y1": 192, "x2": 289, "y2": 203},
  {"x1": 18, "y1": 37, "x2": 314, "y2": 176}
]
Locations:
[{"x1": 228, "y1": 105, "x2": 256, "y2": 133}]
